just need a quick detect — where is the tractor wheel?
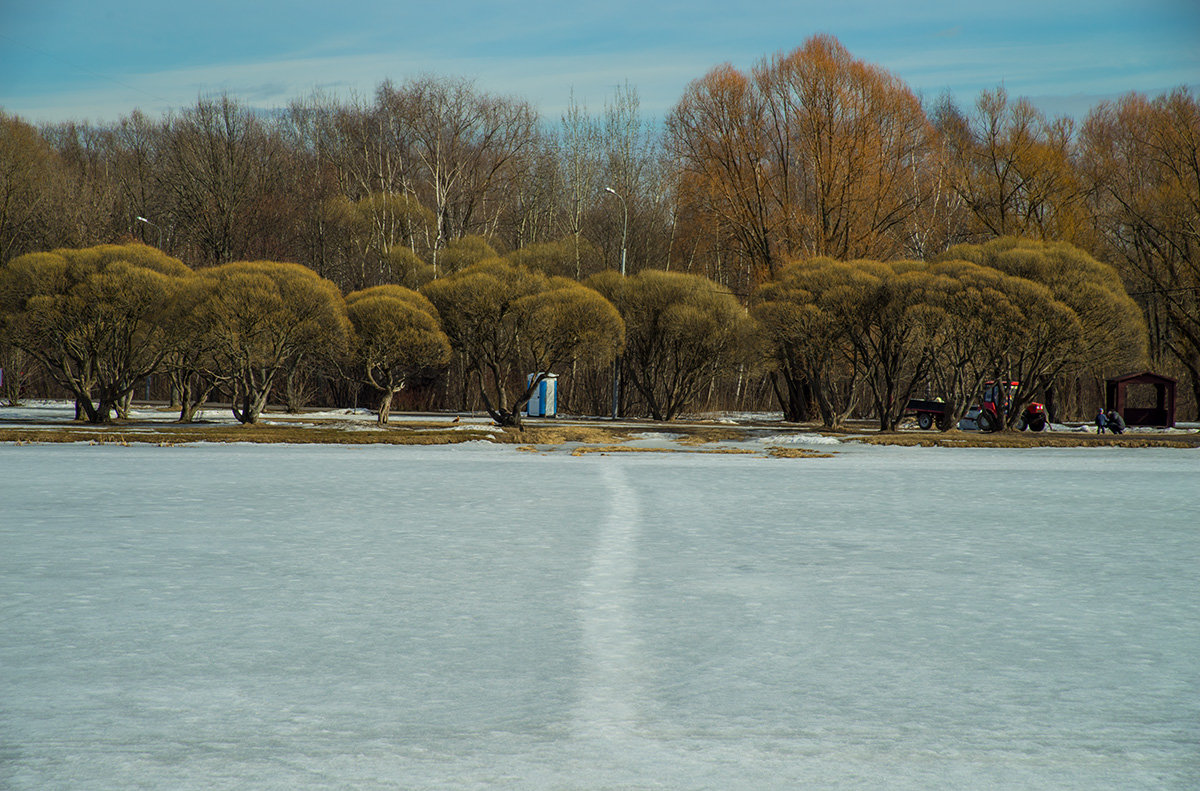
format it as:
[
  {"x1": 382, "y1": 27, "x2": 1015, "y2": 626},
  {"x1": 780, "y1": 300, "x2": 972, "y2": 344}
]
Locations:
[
  {"x1": 1028, "y1": 413, "x2": 1047, "y2": 432},
  {"x1": 917, "y1": 412, "x2": 934, "y2": 430},
  {"x1": 977, "y1": 411, "x2": 996, "y2": 432}
]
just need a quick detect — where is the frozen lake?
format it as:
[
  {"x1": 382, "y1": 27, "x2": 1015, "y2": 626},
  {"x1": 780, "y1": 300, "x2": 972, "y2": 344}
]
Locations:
[{"x1": 2, "y1": 440, "x2": 1198, "y2": 789}]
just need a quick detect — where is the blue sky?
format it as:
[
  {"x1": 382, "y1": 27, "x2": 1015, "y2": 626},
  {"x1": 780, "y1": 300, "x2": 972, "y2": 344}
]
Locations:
[{"x1": 1, "y1": 0, "x2": 1196, "y2": 124}]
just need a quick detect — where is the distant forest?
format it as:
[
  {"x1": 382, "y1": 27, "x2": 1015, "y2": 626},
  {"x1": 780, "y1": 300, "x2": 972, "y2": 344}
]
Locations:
[{"x1": 1, "y1": 35, "x2": 1197, "y2": 421}]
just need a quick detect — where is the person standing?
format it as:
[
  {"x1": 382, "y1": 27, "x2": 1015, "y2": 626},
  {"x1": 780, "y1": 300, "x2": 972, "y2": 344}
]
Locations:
[{"x1": 1096, "y1": 407, "x2": 1108, "y2": 434}]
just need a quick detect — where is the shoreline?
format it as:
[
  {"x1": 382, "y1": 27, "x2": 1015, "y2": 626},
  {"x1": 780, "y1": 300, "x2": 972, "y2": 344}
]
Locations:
[{"x1": 1, "y1": 402, "x2": 1197, "y2": 450}]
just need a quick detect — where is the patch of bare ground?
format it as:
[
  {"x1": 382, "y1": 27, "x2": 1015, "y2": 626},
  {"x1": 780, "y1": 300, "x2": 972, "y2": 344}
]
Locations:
[
  {"x1": 497, "y1": 425, "x2": 629, "y2": 445},
  {"x1": 671, "y1": 427, "x2": 748, "y2": 445},
  {"x1": 3, "y1": 415, "x2": 1194, "y2": 451},
  {"x1": 764, "y1": 446, "x2": 836, "y2": 458},
  {"x1": 570, "y1": 445, "x2": 759, "y2": 457},
  {"x1": 0, "y1": 423, "x2": 498, "y2": 446},
  {"x1": 851, "y1": 429, "x2": 1200, "y2": 449}
]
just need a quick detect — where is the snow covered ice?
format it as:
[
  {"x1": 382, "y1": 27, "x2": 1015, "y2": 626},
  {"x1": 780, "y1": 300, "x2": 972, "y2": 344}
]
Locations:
[{"x1": 1, "y1": 440, "x2": 1198, "y2": 789}]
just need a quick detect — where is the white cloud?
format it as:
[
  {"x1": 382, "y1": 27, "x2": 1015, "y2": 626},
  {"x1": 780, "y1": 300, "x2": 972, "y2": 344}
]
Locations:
[{"x1": 3, "y1": 48, "x2": 723, "y2": 123}]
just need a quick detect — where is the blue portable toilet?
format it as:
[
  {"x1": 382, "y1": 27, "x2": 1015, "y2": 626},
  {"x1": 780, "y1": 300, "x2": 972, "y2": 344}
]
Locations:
[{"x1": 525, "y1": 373, "x2": 558, "y2": 417}]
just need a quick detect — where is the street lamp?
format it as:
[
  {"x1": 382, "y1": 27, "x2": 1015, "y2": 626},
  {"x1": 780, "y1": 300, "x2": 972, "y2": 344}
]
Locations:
[
  {"x1": 603, "y1": 187, "x2": 629, "y2": 420},
  {"x1": 603, "y1": 187, "x2": 627, "y2": 276},
  {"x1": 135, "y1": 216, "x2": 162, "y2": 248}
]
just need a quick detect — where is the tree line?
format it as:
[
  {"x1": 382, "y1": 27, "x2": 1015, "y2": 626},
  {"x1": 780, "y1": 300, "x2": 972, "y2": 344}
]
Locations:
[
  {"x1": 0, "y1": 34, "x2": 1195, "y2": 417},
  {"x1": 0, "y1": 236, "x2": 1146, "y2": 430}
]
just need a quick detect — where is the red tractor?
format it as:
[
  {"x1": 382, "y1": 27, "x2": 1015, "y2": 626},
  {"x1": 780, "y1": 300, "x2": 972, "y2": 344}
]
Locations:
[
  {"x1": 906, "y1": 380, "x2": 1048, "y2": 432},
  {"x1": 975, "y1": 380, "x2": 1048, "y2": 432}
]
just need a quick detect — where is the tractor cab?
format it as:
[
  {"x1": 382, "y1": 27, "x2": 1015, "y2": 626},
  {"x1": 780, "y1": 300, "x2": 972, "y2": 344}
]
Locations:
[
  {"x1": 975, "y1": 380, "x2": 1047, "y2": 432},
  {"x1": 981, "y1": 380, "x2": 1019, "y2": 411}
]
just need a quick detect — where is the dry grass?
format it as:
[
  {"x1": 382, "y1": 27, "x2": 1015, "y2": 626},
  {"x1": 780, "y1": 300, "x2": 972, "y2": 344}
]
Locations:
[
  {"x1": 570, "y1": 445, "x2": 759, "y2": 457},
  {"x1": 672, "y1": 427, "x2": 747, "y2": 445},
  {"x1": 499, "y1": 425, "x2": 629, "y2": 445},
  {"x1": 0, "y1": 423, "x2": 498, "y2": 447},
  {"x1": 764, "y1": 446, "x2": 836, "y2": 459},
  {"x1": 852, "y1": 429, "x2": 1200, "y2": 449},
  {"x1": 2, "y1": 415, "x2": 1195, "y2": 452}
]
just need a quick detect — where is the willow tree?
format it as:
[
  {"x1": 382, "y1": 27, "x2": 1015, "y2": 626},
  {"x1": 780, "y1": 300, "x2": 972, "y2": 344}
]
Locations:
[
  {"x1": 506, "y1": 237, "x2": 602, "y2": 280},
  {"x1": 916, "y1": 260, "x2": 1073, "y2": 430},
  {"x1": 197, "y1": 261, "x2": 349, "y2": 424},
  {"x1": 423, "y1": 259, "x2": 623, "y2": 429},
  {"x1": 751, "y1": 259, "x2": 859, "y2": 426},
  {"x1": 322, "y1": 192, "x2": 436, "y2": 290},
  {"x1": 162, "y1": 273, "x2": 223, "y2": 422},
  {"x1": 345, "y1": 285, "x2": 451, "y2": 424},
  {"x1": 436, "y1": 235, "x2": 498, "y2": 275},
  {"x1": 935, "y1": 238, "x2": 1143, "y2": 424},
  {"x1": 817, "y1": 261, "x2": 942, "y2": 432},
  {"x1": 590, "y1": 270, "x2": 749, "y2": 421},
  {"x1": 0, "y1": 243, "x2": 189, "y2": 423},
  {"x1": 752, "y1": 258, "x2": 936, "y2": 430},
  {"x1": 666, "y1": 35, "x2": 933, "y2": 285}
]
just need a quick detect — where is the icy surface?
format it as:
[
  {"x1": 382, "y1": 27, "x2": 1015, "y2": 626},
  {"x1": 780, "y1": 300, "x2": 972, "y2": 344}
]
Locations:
[{"x1": 1, "y1": 442, "x2": 1198, "y2": 790}]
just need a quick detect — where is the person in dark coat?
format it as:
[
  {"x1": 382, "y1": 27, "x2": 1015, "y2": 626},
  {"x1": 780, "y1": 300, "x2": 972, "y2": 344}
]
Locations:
[
  {"x1": 1106, "y1": 409, "x2": 1126, "y2": 434},
  {"x1": 1096, "y1": 408, "x2": 1108, "y2": 434}
]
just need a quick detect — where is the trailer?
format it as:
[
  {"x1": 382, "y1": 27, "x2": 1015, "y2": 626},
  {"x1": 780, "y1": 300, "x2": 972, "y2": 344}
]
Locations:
[{"x1": 905, "y1": 398, "x2": 951, "y2": 431}]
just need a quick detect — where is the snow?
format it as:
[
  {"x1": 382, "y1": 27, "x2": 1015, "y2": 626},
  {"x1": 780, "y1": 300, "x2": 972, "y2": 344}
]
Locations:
[
  {"x1": 1, "y1": 412, "x2": 1199, "y2": 789},
  {"x1": 758, "y1": 432, "x2": 844, "y2": 446},
  {"x1": 0, "y1": 400, "x2": 498, "y2": 427}
]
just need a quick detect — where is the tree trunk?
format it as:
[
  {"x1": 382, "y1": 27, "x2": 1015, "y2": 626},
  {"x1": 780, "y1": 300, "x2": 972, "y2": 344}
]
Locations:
[
  {"x1": 377, "y1": 388, "x2": 398, "y2": 425},
  {"x1": 178, "y1": 374, "x2": 216, "y2": 423},
  {"x1": 115, "y1": 389, "x2": 134, "y2": 419}
]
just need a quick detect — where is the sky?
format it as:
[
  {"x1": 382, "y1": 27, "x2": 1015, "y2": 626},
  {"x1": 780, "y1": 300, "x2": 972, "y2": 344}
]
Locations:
[{"x1": 0, "y1": 0, "x2": 1197, "y2": 125}]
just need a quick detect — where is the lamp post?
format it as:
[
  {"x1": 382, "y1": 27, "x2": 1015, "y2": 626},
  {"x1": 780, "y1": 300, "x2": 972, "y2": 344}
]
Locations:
[
  {"x1": 604, "y1": 187, "x2": 627, "y2": 276},
  {"x1": 135, "y1": 216, "x2": 162, "y2": 248},
  {"x1": 603, "y1": 187, "x2": 628, "y2": 420}
]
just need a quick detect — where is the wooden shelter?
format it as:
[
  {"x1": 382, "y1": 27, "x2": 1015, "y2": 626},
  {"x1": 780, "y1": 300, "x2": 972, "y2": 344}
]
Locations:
[{"x1": 1105, "y1": 371, "x2": 1177, "y2": 427}]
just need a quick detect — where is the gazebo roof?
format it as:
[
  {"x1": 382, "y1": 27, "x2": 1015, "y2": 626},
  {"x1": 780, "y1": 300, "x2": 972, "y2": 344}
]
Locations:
[{"x1": 1107, "y1": 370, "x2": 1177, "y2": 385}]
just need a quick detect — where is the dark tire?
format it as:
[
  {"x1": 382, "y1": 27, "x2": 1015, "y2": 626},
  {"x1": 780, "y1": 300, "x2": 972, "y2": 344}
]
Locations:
[
  {"x1": 917, "y1": 412, "x2": 934, "y2": 430},
  {"x1": 977, "y1": 410, "x2": 996, "y2": 432},
  {"x1": 1028, "y1": 414, "x2": 1047, "y2": 432}
]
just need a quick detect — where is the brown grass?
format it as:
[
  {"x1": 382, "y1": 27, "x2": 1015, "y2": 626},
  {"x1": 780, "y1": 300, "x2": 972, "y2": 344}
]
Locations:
[
  {"x1": 764, "y1": 446, "x2": 836, "y2": 458},
  {"x1": 0, "y1": 423, "x2": 498, "y2": 447},
  {"x1": 671, "y1": 427, "x2": 747, "y2": 444},
  {"x1": 499, "y1": 425, "x2": 629, "y2": 445},
  {"x1": 569, "y1": 445, "x2": 759, "y2": 457},
  {"x1": 2, "y1": 416, "x2": 1195, "y2": 452},
  {"x1": 851, "y1": 429, "x2": 1200, "y2": 449}
]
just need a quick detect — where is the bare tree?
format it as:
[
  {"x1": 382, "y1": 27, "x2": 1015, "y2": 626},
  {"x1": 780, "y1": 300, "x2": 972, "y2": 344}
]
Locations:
[
  {"x1": 942, "y1": 87, "x2": 1085, "y2": 243},
  {"x1": 158, "y1": 95, "x2": 270, "y2": 265},
  {"x1": 1081, "y1": 89, "x2": 1200, "y2": 414},
  {"x1": 667, "y1": 36, "x2": 933, "y2": 286},
  {"x1": 391, "y1": 76, "x2": 538, "y2": 274}
]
